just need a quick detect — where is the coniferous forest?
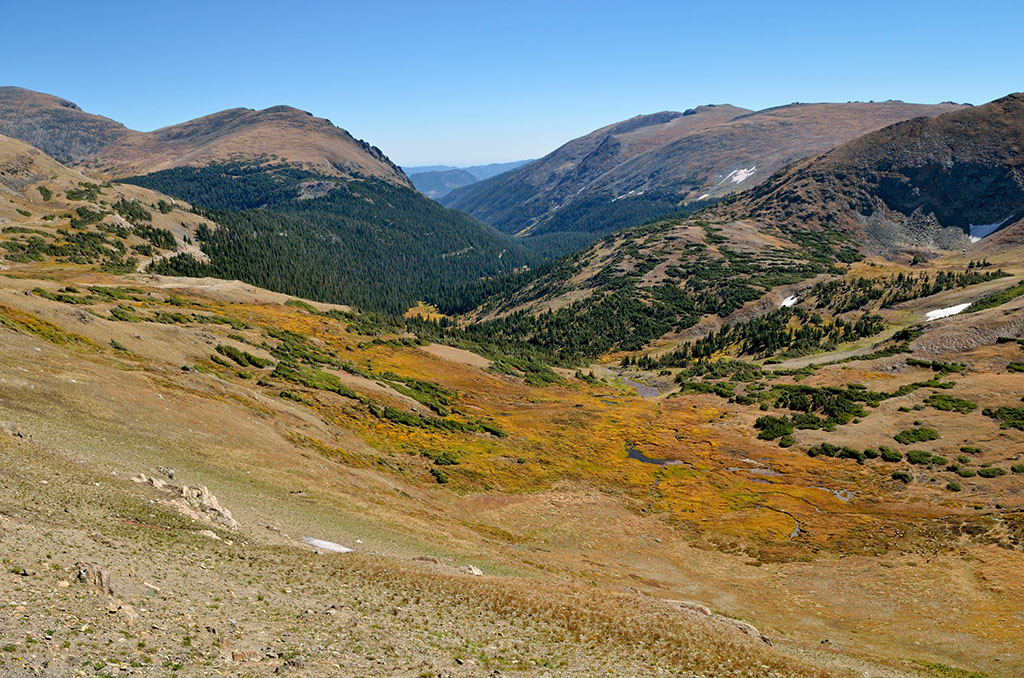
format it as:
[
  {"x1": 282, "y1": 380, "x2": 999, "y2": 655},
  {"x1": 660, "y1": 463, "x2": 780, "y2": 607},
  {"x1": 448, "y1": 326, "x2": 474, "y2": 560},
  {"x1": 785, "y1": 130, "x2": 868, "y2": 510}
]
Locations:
[{"x1": 123, "y1": 163, "x2": 536, "y2": 314}]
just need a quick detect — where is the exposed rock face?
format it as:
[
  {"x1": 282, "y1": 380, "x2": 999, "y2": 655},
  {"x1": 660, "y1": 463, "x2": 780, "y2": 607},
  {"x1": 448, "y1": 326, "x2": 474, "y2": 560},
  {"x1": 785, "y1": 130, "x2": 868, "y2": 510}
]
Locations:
[{"x1": 664, "y1": 599, "x2": 772, "y2": 646}]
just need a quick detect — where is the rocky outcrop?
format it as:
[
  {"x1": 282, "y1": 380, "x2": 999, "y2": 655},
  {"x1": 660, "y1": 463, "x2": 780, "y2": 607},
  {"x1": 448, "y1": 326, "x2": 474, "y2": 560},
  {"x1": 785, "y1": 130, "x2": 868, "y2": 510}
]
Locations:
[
  {"x1": 133, "y1": 473, "x2": 239, "y2": 529},
  {"x1": 75, "y1": 562, "x2": 114, "y2": 596}
]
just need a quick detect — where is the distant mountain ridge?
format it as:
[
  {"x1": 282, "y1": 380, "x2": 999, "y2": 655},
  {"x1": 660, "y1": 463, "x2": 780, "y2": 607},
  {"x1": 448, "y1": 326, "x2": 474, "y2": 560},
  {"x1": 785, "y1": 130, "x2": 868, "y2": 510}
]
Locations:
[
  {"x1": 406, "y1": 160, "x2": 533, "y2": 199},
  {"x1": 0, "y1": 86, "x2": 410, "y2": 186},
  {"x1": 442, "y1": 100, "x2": 966, "y2": 253}
]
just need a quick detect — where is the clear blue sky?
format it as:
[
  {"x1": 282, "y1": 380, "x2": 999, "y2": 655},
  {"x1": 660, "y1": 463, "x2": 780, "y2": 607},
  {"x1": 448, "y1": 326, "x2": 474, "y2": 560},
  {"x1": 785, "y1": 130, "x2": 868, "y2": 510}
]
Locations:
[{"x1": 5, "y1": 0, "x2": 1022, "y2": 166}]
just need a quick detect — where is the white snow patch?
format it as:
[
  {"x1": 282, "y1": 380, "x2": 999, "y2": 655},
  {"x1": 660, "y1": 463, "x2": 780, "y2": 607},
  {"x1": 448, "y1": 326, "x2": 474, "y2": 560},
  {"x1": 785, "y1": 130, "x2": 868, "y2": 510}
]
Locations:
[
  {"x1": 969, "y1": 214, "x2": 1015, "y2": 241},
  {"x1": 726, "y1": 166, "x2": 757, "y2": 184},
  {"x1": 697, "y1": 193, "x2": 710, "y2": 201},
  {"x1": 925, "y1": 303, "x2": 971, "y2": 322},
  {"x1": 781, "y1": 295, "x2": 798, "y2": 308},
  {"x1": 611, "y1": 189, "x2": 646, "y2": 202},
  {"x1": 303, "y1": 537, "x2": 353, "y2": 553}
]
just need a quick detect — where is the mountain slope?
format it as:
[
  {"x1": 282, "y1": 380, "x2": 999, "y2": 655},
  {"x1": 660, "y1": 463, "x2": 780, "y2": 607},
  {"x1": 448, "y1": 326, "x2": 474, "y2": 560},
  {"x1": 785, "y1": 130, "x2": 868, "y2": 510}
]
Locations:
[
  {"x1": 88, "y1": 105, "x2": 412, "y2": 185},
  {"x1": 444, "y1": 101, "x2": 965, "y2": 254},
  {"x1": 0, "y1": 132, "x2": 211, "y2": 273},
  {"x1": 442, "y1": 106, "x2": 748, "y2": 232},
  {"x1": 0, "y1": 87, "x2": 529, "y2": 313},
  {"x1": 0, "y1": 86, "x2": 139, "y2": 163},
  {"x1": 743, "y1": 93, "x2": 1024, "y2": 254},
  {"x1": 124, "y1": 163, "x2": 533, "y2": 314}
]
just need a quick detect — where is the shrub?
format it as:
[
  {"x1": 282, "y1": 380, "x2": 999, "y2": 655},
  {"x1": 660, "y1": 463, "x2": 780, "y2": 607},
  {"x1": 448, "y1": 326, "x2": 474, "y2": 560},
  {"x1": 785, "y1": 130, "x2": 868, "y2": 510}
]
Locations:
[
  {"x1": 946, "y1": 482, "x2": 962, "y2": 492},
  {"x1": 754, "y1": 415, "x2": 793, "y2": 441},
  {"x1": 778, "y1": 435, "x2": 795, "y2": 448},
  {"x1": 929, "y1": 455, "x2": 948, "y2": 466},
  {"x1": 880, "y1": 447, "x2": 903, "y2": 462},
  {"x1": 1012, "y1": 464, "x2": 1024, "y2": 474},
  {"x1": 838, "y1": 447, "x2": 865, "y2": 463},
  {"x1": 923, "y1": 394, "x2": 977, "y2": 414},
  {"x1": 37, "y1": 186, "x2": 52, "y2": 201},
  {"x1": 983, "y1": 406, "x2": 1024, "y2": 431},
  {"x1": 892, "y1": 470, "x2": 913, "y2": 483},
  {"x1": 807, "y1": 443, "x2": 840, "y2": 458},
  {"x1": 960, "y1": 446, "x2": 982, "y2": 454},
  {"x1": 432, "y1": 451, "x2": 460, "y2": 466},
  {"x1": 429, "y1": 468, "x2": 449, "y2": 484},
  {"x1": 977, "y1": 467, "x2": 1007, "y2": 478},
  {"x1": 906, "y1": 449, "x2": 932, "y2": 465},
  {"x1": 956, "y1": 468, "x2": 977, "y2": 478},
  {"x1": 894, "y1": 427, "x2": 939, "y2": 444}
]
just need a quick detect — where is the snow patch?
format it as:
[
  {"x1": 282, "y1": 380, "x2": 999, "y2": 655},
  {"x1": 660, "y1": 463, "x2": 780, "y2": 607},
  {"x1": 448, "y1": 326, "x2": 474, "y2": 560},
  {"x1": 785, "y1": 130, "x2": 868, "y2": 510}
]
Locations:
[
  {"x1": 726, "y1": 166, "x2": 757, "y2": 184},
  {"x1": 303, "y1": 537, "x2": 353, "y2": 553},
  {"x1": 781, "y1": 295, "x2": 798, "y2": 308},
  {"x1": 611, "y1": 189, "x2": 646, "y2": 202},
  {"x1": 970, "y1": 214, "x2": 1016, "y2": 241},
  {"x1": 925, "y1": 303, "x2": 971, "y2": 322},
  {"x1": 697, "y1": 193, "x2": 710, "y2": 201}
]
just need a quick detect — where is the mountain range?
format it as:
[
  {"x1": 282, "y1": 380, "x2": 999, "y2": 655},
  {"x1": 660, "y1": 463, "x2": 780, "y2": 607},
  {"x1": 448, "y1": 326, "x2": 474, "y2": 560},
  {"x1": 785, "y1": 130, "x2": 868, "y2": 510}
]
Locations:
[
  {"x1": 442, "y1": 100, "x2": 967, "y2": 254},
  {"x1": 463, "y1": 93, "x2": 1024, "y2": 360}
]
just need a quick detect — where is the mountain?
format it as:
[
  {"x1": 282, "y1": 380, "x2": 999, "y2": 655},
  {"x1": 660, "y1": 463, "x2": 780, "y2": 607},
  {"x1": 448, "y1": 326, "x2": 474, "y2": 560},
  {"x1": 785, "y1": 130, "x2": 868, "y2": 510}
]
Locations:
[
  {"x1": 466, "y1": 94, "x2": 1021, "y2": 360},
  {"x1": 443, "y1": 101, "x2": 966, "y2": 255},
  {"x1": 0, "y1": 87, "x2": 531, "y2": 313},
  {"x1": 0, "y1": 86, "x2": 137, "y2": 163},
  {"x1": 0, "y1": 86, "x2": 410, "y2": 186},
  {"x1": 408, "y1": 168, "x2": 480, "y2": 199},
  {"x1": 742, "y1": 93, "x2": 1024, "y2": 255},
  {"x1": 407, "y1": 159, "x2": 533, "y2": 200}
]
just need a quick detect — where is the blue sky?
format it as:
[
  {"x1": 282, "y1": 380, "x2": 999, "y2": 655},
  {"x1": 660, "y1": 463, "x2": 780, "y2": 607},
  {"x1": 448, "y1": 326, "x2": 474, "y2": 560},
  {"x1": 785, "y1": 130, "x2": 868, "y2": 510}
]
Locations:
[{"x1": 5, "y1": 1, "x2": 1022, "y2": 165}]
